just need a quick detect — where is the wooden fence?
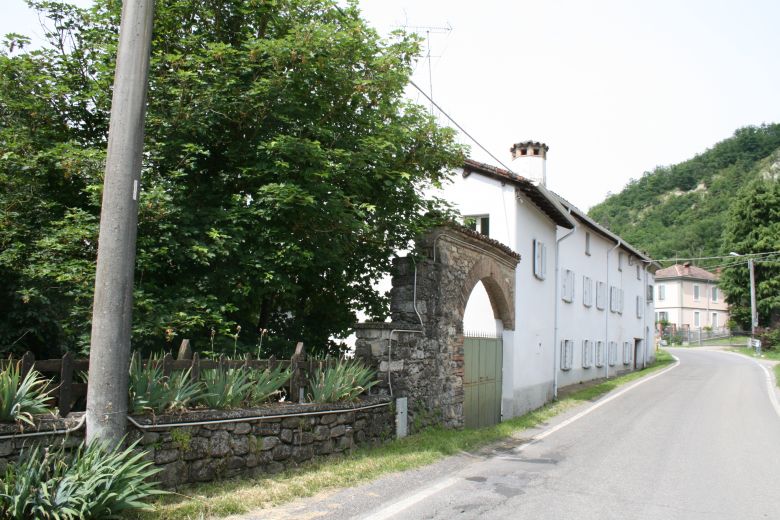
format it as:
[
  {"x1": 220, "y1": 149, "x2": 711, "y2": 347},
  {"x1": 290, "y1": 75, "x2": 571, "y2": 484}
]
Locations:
[{"x1": 2, "y1": 341, "x2": 338, "y2": 417}]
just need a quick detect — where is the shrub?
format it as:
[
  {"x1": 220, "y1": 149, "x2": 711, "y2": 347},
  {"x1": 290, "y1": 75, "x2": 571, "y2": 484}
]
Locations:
[
  {"x1": 199, "y1": 368, "x2": 255, "y2": 409},
  {"x1": 129, "y1": 354, "x2": 203, "y2": 414},
  {"x1": 0, "y1": 441, "x2": 164, "y2": 519},
  {"x1": 0, "y1": 361, "x2": 54, "y2": 425},
  {"x1": 247, "y1": 365, "x2": 290, "y2": 405},
  {"x1": 308, "y1": 360, "x2": 377, "y2": 403}
]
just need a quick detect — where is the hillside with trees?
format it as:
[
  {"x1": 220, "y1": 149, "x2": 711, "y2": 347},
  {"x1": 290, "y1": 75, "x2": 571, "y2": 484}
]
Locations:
[{"x1": 588, "y1": 124, "x2": 780, "y2": 328}]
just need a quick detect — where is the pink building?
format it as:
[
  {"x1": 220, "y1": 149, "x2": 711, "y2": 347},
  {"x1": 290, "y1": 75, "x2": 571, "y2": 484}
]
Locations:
[{"x1": 654, "y1": 263, "x2": 729, "y2": 331}]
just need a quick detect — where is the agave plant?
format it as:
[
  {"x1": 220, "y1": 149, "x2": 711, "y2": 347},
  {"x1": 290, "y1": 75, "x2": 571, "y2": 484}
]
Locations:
[
  {"x1": 0, "y1": 440, "x2": 164, "y2": 519},
  {"x1": 0, "y1": 360, "x2": 54, "y2": 425},
  {"x1": 247, "y1": 365, "x2": 290, "y2": 405},
  {"x1": 199, "y1": 368, "x2": 255, "y2": 409},
  {"x1": 308, "y1": 360, "x2": 377, "y2": 403}
]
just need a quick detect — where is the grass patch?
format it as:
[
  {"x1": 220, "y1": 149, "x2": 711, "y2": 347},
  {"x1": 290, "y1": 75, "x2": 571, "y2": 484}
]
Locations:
[
  {"x1": 130, "y1": 350, "x2": 675, "y2": 520},
  {"x1": 775, "y1": 365, "x2": 780, "y2": 389},
  {"x1": 727, "y1": 346, "x2": 780, "y2": 362},
  {"x1": 698, "y1": 336, "x2": 750, "y2": 347}
]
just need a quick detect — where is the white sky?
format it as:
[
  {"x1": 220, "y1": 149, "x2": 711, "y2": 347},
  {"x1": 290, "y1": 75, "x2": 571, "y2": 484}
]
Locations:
[{"x1": 4, "y1": 0, "x2": 780, "y2": 210}]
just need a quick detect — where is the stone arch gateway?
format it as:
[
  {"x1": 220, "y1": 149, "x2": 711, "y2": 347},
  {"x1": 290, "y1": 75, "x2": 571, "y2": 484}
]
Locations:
[{"x1": 355, "y1": 225, "x2": 520, "y2": 430}]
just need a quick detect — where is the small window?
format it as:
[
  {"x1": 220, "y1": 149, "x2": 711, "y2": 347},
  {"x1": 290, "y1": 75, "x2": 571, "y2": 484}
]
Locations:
[
  {"x1": 585, "y1": 232, "x2": 591, "y2": 256},
  {"x1": 623, "y1": 342, "x2": 632, "y2": 365},
  {"x1": 636, "y1": 264, "x2": 641, "y2": 280},
  {"x1": 610, "y1": 286, "x2": 621, "y2": 313},
  {"x1": 533, "y1": 148, "x2": 540, "y2": 156},
  {"x1": 647, "y1": 284, "x2": 654, "y2": 302},
  {"x1": 465, "y1": 215, "x2": 489, "y2": 237},
  {"x1": 596, "y1": 281, "x2": 606, "y2": 310},
  {"x1": 608, "y1": 341, "x2": 618, "y2": 366},
  {"x1": 712, "y1": 287, "x2": 718, "y2": 302},
  {"x1": 694, "y1": 311, "x2": 700, "y2": 328},
  {"x1": 658, "y1": 311, "x2": 668, "y2": 323},
  {"x1": 520, "y1": 148, "x2": 527, "y2": 156},
  {"x1": 636, "y1": 295, "x2": 643, "y2": 319},
  {"x1": 533, "y1": 239, "x2": 547, "y2": 280},
  {"x1": 582, "y1": 340, "x2": 593, "y2": 368},
  {"x1": 628, "y1": 255, "x2": 635, "y2": 266},
  {"x1": 560, "y1": 340, "x2": 574, "y2": 371},
  {"x1": 712, "y1": 313, "x2": 718, "y2": 328},
  {"x1": 693, "y1": 284, "x2": 700, "y2": 301},
  {"x1": 618, "y1": 252, "x2": 624, "y2": 271},
  {"x1": 583, "y1": 276, "x2": 593, "y2": 307},
  {"x1": 562, "y1": 269, "x2": 575, "y2": 303},
  {"x1": 595, "y1": 341, "x2": 605, "y2": 367},
  {"x1": 658, "y1": 284, "x2": 666, "y2": 301}
]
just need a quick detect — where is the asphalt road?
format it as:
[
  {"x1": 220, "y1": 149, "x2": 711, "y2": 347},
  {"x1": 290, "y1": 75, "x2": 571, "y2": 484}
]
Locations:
[{"x1": 239, "y1": 348, "x2": 780, "y2": 520}]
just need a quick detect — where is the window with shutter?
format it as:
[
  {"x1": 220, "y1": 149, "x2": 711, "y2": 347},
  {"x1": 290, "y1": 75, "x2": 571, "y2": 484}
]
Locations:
[
  {"x1": 596, "y1": 281, "x2": 606, "y2": 310},
  {"x1": 533, "y1": 239, "x2": 547, "y2": 280},
  {"x1": 595, "y1": 341, "x2": 605, "y2": 367},
  {"x1": 582, "y1": 340, "x2": 593, "y2": 368},
  {"x1": 583, "y1": 276, "x2": 593, "y2": 307},
  {"x1": 608, "y1": 341, "x2": 617, "y2": 366},
  {"x1": 623, "y1": 342, "x2": 632, "y2": 365},
  {"x1": 636, "y1": 295, "x2": 643, "y2": 318},
  {"x1": 562, "y1": 269, "x2": 575, "y2": 302},
  {"x1": 560, "y1": 340, "x2": 574, "y2": 371}
]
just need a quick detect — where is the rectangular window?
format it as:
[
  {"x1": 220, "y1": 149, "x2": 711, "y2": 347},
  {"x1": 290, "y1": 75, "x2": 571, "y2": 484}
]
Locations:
[
  {"x1": 636, "y1": 264, "x2": 641, "y2": 280},
  {"x1": 623, "y1": 341, "x2": 632, "y2": 365},
  {"x1": 595, "y1": 341, "x2": 605, "y2": 367},
  {"x1": 608, "y1": 341, "x2": 618, "y2": 366},
  {"x1": 583, "y1": 276, "x2": 593, "y2": 307},
  {"x1": 658, "y1": 311, "x2": 668, "y2": 322},
  {"x1": 560, "y1": 340, "x2": 574, "y2": 371},
  {"x1": 647, "y1": 284, "x2": 654, "y2": 302},
  {"x1": 582, "y1": 340, "x2": 593, "y2": 368},
  {"x1": 694, "y1": 311, "x2": 700, "y2": 327},
  {"x1": 596, "y1": 281, "x2": 606, "y2": 310},
  {"x1": 562, "y1": 269, "x2": 575, "y2": 303},
  {"x1": 636, "y1": 295, "x2": 643, "y2": 319},
  {"x1": 712, "y1": 313, "x2": 718, "y2": 328},
  {"x1": 610, "y1": 286, "x2": 623, "y2": 313},
  {"x1": 585, "y1": 232, "x2": 591, "y2": 256},
  {"x1": 712, "y1": 287, "x2": 718, "y2": 302},
  {"x1": 465, "y1": 215, "x2": 490, "y2": 237},
  {"x1": 693, "y1": 284, "x2": 700, "y2": 301},
  {"x1": 533, "y1": 239, "x2": 547, "y2": 280},
  {"x1": 618, "y1": 252, "x2": 624, "y2": 271},
  {"x1": 658, "y1": 284, "x2": 666, "y2": 301}
]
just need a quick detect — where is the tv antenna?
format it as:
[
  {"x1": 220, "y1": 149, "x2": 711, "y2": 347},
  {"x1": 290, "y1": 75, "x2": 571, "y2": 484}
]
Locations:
[{"x1": 397, "y1": 22, "x2": 452, "y2": 115}]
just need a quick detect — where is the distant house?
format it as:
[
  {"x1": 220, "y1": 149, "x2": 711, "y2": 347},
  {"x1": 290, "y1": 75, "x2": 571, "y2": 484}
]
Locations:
[{"x1": 654, "y1": 263, "x2": 729, "y2": 331}]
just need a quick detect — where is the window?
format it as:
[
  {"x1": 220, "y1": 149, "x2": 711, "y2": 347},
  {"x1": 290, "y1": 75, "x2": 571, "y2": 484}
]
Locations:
[
  {"x1": 583, "y1": 276, "x2": 593, "y2": 307},
  {"x1": 712, "y1": 313, "x2": 718, "y2": 328},
  {"x1": 610, "y1": 286, "x2": 624, "y2": 314},
  {"x1": 636, "y1": 295, "x2": 643, "y2": 319},
  {"x1": 658, "y1": 311, "x2": 669, "y2": 323},
  {"x1": 585, "y1": 232, "x2": 591, "y2": 256},
  {"x1": 533, "y1": 239, "x2": 547, "y2": 280},
  {"x1": 647, "y1": 284, "x2": 654, "y2": 302},
  {"x1": 562, "y1": 269, "x2": 575, "y2": 303},
  {"x1": 693, "y1": 285, "x2": 700, "y2": 301},
  {"x1": 595, "y1": 341, "x2": 605, "y2": 367},
  {"x1": 694, "y1": 311, "x2": 700, "y2": 328},
  {"x1": 618, "y1": 252, "x2": 624, "y2": 271},
  {"x1": 608, "y1": 341, "x2": 618, "y2": 366},
  {"x1": 582, "y1": 340, "x2": 593, "y2": 368},
  {"x1": 658, "y1": 284, "x2": 666, "y2": 301},
  {"x1": 560, "y1": 340, "x2": 574, "y2": 371},
  {"x1": 623, "y1": 342, "x2": 632, "y2": 365},
  {"x1": 465, "y1": 215, "x2": 489, "y2": 237},
  {"x1": 636, "y1": 264, "x2": 641, "y2": 280},
  {"x1": 596, "y1": 281, "x2": 606, "y2": 310},
  {"x1": 712, "y1": 287, "x2": 718, "y2": 302}
]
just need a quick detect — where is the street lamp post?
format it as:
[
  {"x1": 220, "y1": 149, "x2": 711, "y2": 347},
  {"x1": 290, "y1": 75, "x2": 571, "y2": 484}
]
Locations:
[{"x1": 729, "y1": 252, "x2": 758, "y2": 340}]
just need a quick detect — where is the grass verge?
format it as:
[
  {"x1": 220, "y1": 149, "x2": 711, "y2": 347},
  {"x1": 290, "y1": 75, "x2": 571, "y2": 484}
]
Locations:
[
  {"x1": 131, "y1": 350, "x2": 675, "y2": 520},
  {"x1": 727, "y1": 347, "x2": 780, "y2": 388}
]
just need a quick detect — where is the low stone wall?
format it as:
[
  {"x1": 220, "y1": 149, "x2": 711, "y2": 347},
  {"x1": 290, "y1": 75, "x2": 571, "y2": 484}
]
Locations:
[{"x1": 0, "y1": 396, "x2": 393, "y2": 488}]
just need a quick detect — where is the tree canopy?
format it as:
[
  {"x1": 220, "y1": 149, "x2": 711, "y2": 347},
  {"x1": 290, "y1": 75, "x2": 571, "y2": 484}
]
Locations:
[{"x1": 0, "y1": 0, "x2": 465, "y2": 358}]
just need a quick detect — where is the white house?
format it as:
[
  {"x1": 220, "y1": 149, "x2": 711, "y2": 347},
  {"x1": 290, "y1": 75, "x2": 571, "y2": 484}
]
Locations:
[{"x1": 435, "y1": 141, "x2": 659, "y2": 418}]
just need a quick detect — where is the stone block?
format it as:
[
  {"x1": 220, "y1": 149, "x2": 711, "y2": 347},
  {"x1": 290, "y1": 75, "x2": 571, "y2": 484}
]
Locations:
[
  {"x1": 190, "y1": 459, "x2": 216, "y2": 482},
  {"x1": 336, "y1": 412, "x2": 355, "y2": 425},
  {"x1": 292, "y1": 444, "x2": 314, "y2": 462},
  {"x1": 139, "y1": 431, "x2": 160, "y2": 446},
  {"x1": 313, "y1": 425, "x2": 330, "y2": 441},
  {"x1": 280, "y1": 428, "x2": 293, "y2": 444},
  {"x1": 261, "y1": 436, "x2": 279, "y2": 451},
  {"x1": 320, "y1": 414, "x2": 337, "y2": 425},
  {"x1": 227, "y1": 456, "x2": 245, "y2": 470},
  {"x1": 265, "y1": 461, "x2": 284, "y2": 474},
  {"x1": 272, "y1": 444, "x2": 292, "y2": 461},
  {"x1": 230, "y1": 435, "x2": 249, "y2": 456},
  {"x1": 281, "y1": 417, "x2": 303, "y2": 428},
  {"x1": 183, "y1": 437, "x2": 209, "y2": 461},
  {"x1": 234, "y1": 423, "x2": 252, "y2": 435},
  {"x1": 0, "y1": 441, "x2": 13, "y2": 457},
  {"x1": 209, "y1": 430, "x2": 231, "y2": 457},
  {"x1": 293, "y1": 431, "x2": 314, "y2": 445},
  {"x1": 330, "y1": 425, "x2": 346, "y2": 438},
  {"x1": 157, "y1": 460, "x2": 187, "y2": 488},
  {"x1": 254, "y1": 422, "x2": 281, "y2": 435},
  {"x1": 154, "y1": 449, "x2": 180, "y2": 465},
  {"x1": 245, "y1": 453, "x2": 259, "y2": 468}
]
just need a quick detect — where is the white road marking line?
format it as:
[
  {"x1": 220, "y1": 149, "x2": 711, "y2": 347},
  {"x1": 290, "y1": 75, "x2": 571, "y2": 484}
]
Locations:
[
  {"x1": 706, "y1": 349, "x2": 780, "y2": 419},
  {"x1": 523, "y1": 354, "x2": 680, "y2": 446},
  {"x1": 360, "y1": 355, "x2": 681, "y2": 520},
  {"x1": 360, "y1": 477, "x2": 460, "y2": 520}
]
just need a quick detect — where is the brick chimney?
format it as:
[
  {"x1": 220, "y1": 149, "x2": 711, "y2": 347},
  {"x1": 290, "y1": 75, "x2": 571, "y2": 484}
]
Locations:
[{"x1": 510, "y1": 141, "x2": 548, "y2": 186}]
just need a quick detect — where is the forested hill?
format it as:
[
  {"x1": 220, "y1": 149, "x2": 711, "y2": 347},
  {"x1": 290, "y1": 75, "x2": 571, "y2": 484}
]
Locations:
[{"x1": 588, "y1": 124, "x2": 780, "y2": 260}]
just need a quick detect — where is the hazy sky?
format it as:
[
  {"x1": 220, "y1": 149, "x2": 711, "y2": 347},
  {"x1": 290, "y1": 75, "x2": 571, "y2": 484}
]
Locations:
[{"x1": 4, "y1": 0, "x2": 780, "y2": 210}]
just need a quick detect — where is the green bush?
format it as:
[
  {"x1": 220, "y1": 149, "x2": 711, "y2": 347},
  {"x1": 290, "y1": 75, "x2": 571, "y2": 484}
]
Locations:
[
  {"x1": 129, "y1": 354, "x2": 203, "y2": 414},
  {"x1": 199, "y1": 368, "x2": 255, "y2": 409},
  {"x1": 0, "y1": 440, "x2": 164, "y2": 519},
  {"x1": 308, "y1": 360, "x2": 377, "y2": 403},
  {"x1": 247, "y1": 365, "x2": 290, "y2": 405},
  {"x1": 0, "y1": 361, "x2": 54, "y2": 425}
]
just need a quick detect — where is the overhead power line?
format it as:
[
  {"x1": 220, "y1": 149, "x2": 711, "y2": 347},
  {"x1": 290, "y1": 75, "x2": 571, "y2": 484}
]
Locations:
[{"x1": 650, "y1": 250, "x2": 780, "y2": 263}]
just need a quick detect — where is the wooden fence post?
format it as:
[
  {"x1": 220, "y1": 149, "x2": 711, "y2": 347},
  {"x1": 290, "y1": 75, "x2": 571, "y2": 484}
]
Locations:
[
  {"x1": 162, "y1": 353, "x2": 173, "y2": 378},
  {"x1": 290, "y1": 342, "x2": 306, "y2": 402},
  {"x1": 59, "y1": 351, "x2": 74, "y2": 417},
  {"x1": 20, "y1": 351, "x2": 35, "y2": 380},
  {"x1": 190, "y1": 352, "x2": 200, "y2": 382},
  {"x1": 177, "y1": 339, "x2": 192, "y2": 360}
]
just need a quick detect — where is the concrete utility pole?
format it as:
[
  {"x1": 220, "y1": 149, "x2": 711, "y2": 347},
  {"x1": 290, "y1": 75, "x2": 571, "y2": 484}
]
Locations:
[
  {"x1": 86, "y1": 0, "x2": 155, "y2": 446},
  {"x1": 748, "y1": 258, "x2": 758, "y2": 336}
]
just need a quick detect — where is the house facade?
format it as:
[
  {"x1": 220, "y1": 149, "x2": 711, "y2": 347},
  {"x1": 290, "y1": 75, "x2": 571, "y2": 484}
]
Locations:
[
  {"x1": 434, "y1": 141, "x2": 659, "y2": 419},
  {"x1": 654, "y1": 263, "x2": 729, "y2": 331}
]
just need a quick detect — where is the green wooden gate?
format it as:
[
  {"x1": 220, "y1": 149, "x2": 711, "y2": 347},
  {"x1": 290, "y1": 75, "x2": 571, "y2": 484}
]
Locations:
[{"x1": 463, "y1": 335, "x2": 503, "y2": 429}]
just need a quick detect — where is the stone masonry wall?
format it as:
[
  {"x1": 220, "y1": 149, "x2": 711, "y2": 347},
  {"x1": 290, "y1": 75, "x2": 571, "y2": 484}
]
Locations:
[{"x1": 0, "y1": 396, "x2": 393, "y2": 488}]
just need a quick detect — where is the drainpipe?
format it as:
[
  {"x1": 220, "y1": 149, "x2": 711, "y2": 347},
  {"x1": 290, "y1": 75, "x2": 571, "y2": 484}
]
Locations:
[
  {"x1": 552, "y1": 211, "x2": 576, "y2": 399},
  {"x1": 643, "y1": 264, "x2": 649, "y2": 368},
  {"x1": 605, "y1": 240, "x2": 621, "y2": 378}
]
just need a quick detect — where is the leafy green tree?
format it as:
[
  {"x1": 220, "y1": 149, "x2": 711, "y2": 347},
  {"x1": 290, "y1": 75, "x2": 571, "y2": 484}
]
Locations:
[
  {"x1": 0, "y1": 0, "x2": 464, "y2": 358},
  {"x1": 720, "y1": 173, "x2": 780, "y2": 329}
]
